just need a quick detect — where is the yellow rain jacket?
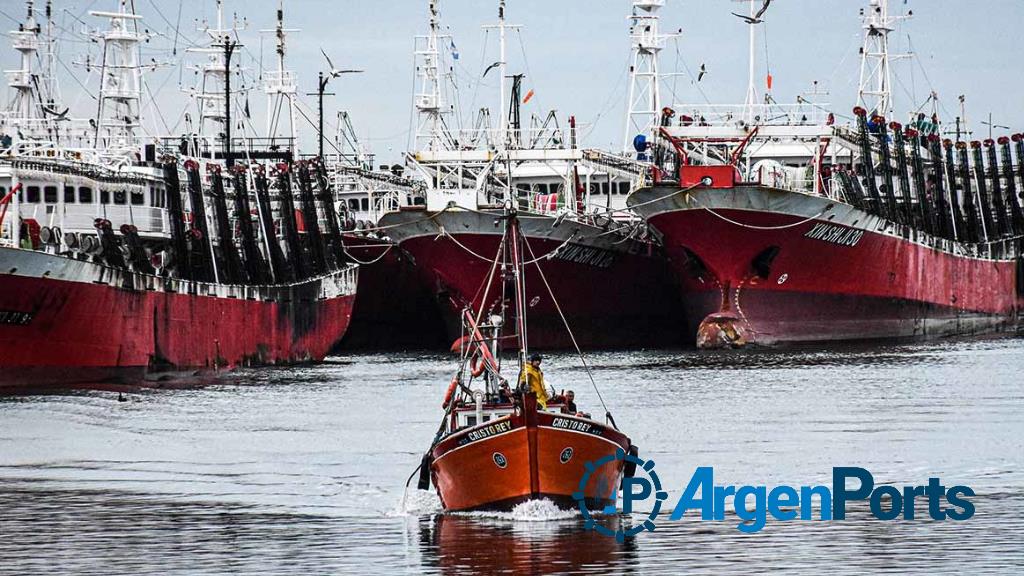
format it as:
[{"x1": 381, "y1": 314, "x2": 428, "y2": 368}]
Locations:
[{"x1": 520, "y1": 364, "x2": 548, "y2": 409}]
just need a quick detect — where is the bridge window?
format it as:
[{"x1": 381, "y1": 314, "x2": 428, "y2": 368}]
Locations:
[
  {"x1": 100, "y1": 190, "x2": 110, "y2": 204},
  {"x1": 130, "y1": 191, "x2": 144, "y2": 205},
  {"x1": 114, "y1": 191, "x2": 127, "y2": 205},
  {"x1": 44, "y1": 186, "x2": 58, "y2": 203},
  {"x1": 79, "y1": 187, "x2": 93, "y2": 203},
  {"x1": 64, "y1": 186, "x2": 75, "y2": 203},
  {"x1": 617, "y1": 182, "x2": 631, "y2": 195},
  {"x1": 347, "y1": 199, "x2": 359, "y2": 211},
  {"x1": 360, "y1": 198, "x2": 369, "y2": 211},
  {"x1": 26, "y1": 186, "x2": 40, "y2": 203}
]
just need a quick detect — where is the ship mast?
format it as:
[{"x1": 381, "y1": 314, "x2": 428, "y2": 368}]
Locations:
[
  {"x1": 413, "y1": 0, "x2": 449, "y2": 152},
  {"x1": 188, "y1": 0, "x2": 244, "y2": 157},
  {"x1": 482, "y1": 1, "x2": 520, "y2": 148},
  {"x1": 856, "y1": 0, "x2": 909, "y2": 119},
  {"x1": 623, "y1": 0, "x2": 669, "y2": 152},
  {"x1": 91, "y1": 0, "x2": 146, "y2": 150},
  {"x1": 5, "y1": 1, "x2": 43, "y2": 123},
  {"x1": 261, "y1": 0, "x2": 299, "y2": 160}
]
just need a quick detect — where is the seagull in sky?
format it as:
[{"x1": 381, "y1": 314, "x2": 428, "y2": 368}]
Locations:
[{"x1": 732, "y1": 0, "x2": 773, "y2": 24}]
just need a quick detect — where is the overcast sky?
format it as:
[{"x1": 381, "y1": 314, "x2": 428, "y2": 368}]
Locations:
[{"x1": 2, "y1": 0, "x2": 1022, "y2": 163}]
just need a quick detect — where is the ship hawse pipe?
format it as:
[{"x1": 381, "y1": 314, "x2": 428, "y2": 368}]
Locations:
[
  {"x1": 973, "y1": 141, "x2": 1000, "y2": 238},
  {"x1": 162, "y1": 160, "x2": 192, "y2": 280},
  {"x1": 999, "y1": 137, "x2": 1024, "y2": 235},
  {"x1": 873, "y1": 116, "x2": 901, "y2": 223},
  {"x1": 296, "y1": 161, "x2": 329, "y2": 275},
  {"x1": 890, "y1": 122, "x2": 915, "y2": 227},
  {"x1": 231, "y1": 166, "x2": 270, "y2": 284},
  {"x1": 854, "y1": 108, "x2": 886, "y2": 218},
  {"x1": 184, "y1": 160, "x2": 217, "y2": 282},
  {"x1": 275, "y1": 163, "x2": 309, "y2": 280},
  {"x1": 927, "y1": 135, "x2": 953, "y2": 239},
  {"x1": 957, "y1": 142, "x2": 982, "y2": 242},
  {"x1": 313, "y1": 159, "x2": 345, "y2": 266},
  {"x1": 253, "y1": 165, "x2": 290, "y2": 283},
  {"x1": 985, "y1": 139, "x2": 1010, "y2": 237},
  {"x1": 907, "y1": 129, "x2": 934, "y2": 236},
  {"x1": 943, "y1": 139, "x2": 967, "y2": 242},
  {"x1": 209, "y1": 167, "x2": 246, "y2": 285}
]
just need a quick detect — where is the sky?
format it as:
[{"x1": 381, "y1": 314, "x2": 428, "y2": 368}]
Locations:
[{"x1": 1, "y1": 0, "x2": 1023, "y2": 164}]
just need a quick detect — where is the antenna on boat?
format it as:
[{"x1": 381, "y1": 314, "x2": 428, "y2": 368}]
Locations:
[
  {"x1": 623, "y1": 0, "x2": 674, "y2": 153},
  {"x1": 857, "y1": 0, "x2": 911, "y2": 120},
  {"x1": 6, "y1": 0, "x2": 42, "y2": 122}
]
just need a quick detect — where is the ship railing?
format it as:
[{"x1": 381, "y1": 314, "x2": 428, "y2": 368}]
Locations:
[
  {"x1": 441, "y1": 127, "x2": 568, "y2": 151},
  {"x1": 665, "y1": 103, "x2": 831, "y2": 128}
]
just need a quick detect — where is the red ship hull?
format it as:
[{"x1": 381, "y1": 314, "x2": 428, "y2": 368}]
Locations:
[
  {"x1": 337, "y1": 234, "x2": 447, "y2": 349},
  {"x1": 629, "y1": 185, "x2": 1023, "y2": 347},
  {"x1": 0, "y1": 247, "x2": 357, "y2": 388},
  {"x1": 378, "y1": 208, "x2": 684, "y2": 349}
]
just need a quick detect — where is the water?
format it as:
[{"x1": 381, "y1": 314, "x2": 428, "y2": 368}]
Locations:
[{"x1": 1, "y1": 338, "x2": 1023, "y2": 574}]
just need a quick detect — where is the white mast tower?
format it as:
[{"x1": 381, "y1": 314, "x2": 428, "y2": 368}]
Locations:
[
  {"x1": 856, "y1": 0, "x2": 908, "y2": 119},
  {"x1": 4, "y1": 1, "x2": 43, "y2": 123},
  {"x1": 623, "y1": 0, "x2": 671, "y2": 153},
  {"x1": 413, "y1": 0, "x2": 450, "y2": 152},
  {"x1": 188, "y1": 0, "x2": 244, "y2": 154},
  {"x1": 261, "y1": 1, "x2": 299, "y2": 159},
  {"x1": 91, "y1": 0, "x2": 146, "y2": 149}
]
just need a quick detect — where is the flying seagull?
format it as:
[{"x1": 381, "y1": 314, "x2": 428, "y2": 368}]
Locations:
[
  {"x1": 732, "y1": 0, "x2": 773, "y2": 24},
  {"x1": 321, "y1": 48, "x2": 363, "y2": 78},
  {"x1": 697, "y1": 63, "x2": 707, "y2": 82},
  {"x1": 482, "y1": 61, "x2": 501, "y2": 78}
]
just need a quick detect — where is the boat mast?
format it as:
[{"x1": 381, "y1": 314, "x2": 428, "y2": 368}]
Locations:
[
  {"x1": 261, "y1": 0, "x2": 299, "y2": 160},
  {"x1": 623, "y1": 0, "x2": 669, "y2": 152},
  {"x1": 857, "y1": 0, "x2": 909, "y2": 119},
  {"x1": 91, "y1": 0, "x2": 146, "y2": 150},
  {"x1": 6, "y1": 1, "x2": 43, "y2": 123},
  {"x1": 414, "y1": 0, "x2": 448, "y2": 152},
  {"x1": 482, "y1": 1, "x2": 521, "y2": 149}
]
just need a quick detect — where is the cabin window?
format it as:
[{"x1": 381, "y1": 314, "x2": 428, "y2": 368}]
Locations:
[
  {"x1": 26, "y1": 186, "x2": 40, "y2": 203},
  {"x1": 114, "y1": 191, "x2": 127, "y2": 205},
  {"x1": 64, "y1": 186, "x2": 75, "y2": 203},
  {"x1": 465, "y1": 415, "x2": 478, "y2": 427},
  {"x1": 517, "y1": 183, "x2": 531, "y2": 193},
  {"x1": 360, "y1": 199, "x2": 369, "y2": 212},
  {"x1": 150, "y1": 187, "x2": 166, "y2": 208},
  {"x1": 100, "y1": 190, "x2": 110, "y2": 204},
  {"x1": 617, "y1": 182, "x2": 630, "y2": 195},
  {"x1": 347, "y1": 199, "x2": 359, "y2": 211},
  {"x1": 130, "y1": 191, "x2": 144, "y2": 205},
  {"x1": 79, "y1": 187, "x2": 93, "y2": 203},
  {"x1": 44, "y1": 186, "x2": 58, "y2": 203}
]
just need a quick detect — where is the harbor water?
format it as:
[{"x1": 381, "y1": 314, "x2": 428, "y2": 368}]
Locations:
[{"x1": 1, "y1": 337, "x2": 1022, "y2": 574}]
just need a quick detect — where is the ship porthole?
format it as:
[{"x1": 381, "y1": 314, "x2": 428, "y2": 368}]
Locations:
[
  {"x1": 560, "y1": 447, "x2": 573, "y2": 464},
  {"x1": 492, "y1": 452, "x2": 508, "y2": 469},
  {"x1": 777, "y1": 273, "x2": 789, "y2": 285}
]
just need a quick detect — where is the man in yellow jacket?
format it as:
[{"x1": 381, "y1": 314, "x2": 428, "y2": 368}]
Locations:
[{"x1": 520, "y1": 353, "x2": 549, "y2": 409}]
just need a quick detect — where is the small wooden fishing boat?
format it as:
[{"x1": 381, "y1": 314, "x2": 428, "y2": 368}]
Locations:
[{"x1": 415, "y1": 209, "x2": 636, "y2": 512}]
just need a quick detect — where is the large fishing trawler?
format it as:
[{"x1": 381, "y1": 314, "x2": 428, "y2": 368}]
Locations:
[
  {"x1": 0, "y1": 2, "x2": 357, "y2": 387},
  {"x1": 628, "y1": 0, "x2": 1023, "y2": 348},
  {"x1": 378, "y1": 0, "x2": 683, "y2": 349}
]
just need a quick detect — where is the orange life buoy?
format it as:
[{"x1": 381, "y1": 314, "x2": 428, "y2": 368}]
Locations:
[
  {"x1": 442, "y1": 376, "x2": 458, "y2": 409},
  {"x1": 470, "y1": 353, "x2": 486, "y2": 378}
]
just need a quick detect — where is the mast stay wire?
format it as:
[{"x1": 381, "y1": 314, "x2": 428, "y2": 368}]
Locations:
[{"x1": 520, "y1": 229, "x2": 611, "y2": 425}]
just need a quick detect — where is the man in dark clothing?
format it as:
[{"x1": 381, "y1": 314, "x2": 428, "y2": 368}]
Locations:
[{"x1": 561, "y1": 390, "x2": 578, "y2": 415}]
